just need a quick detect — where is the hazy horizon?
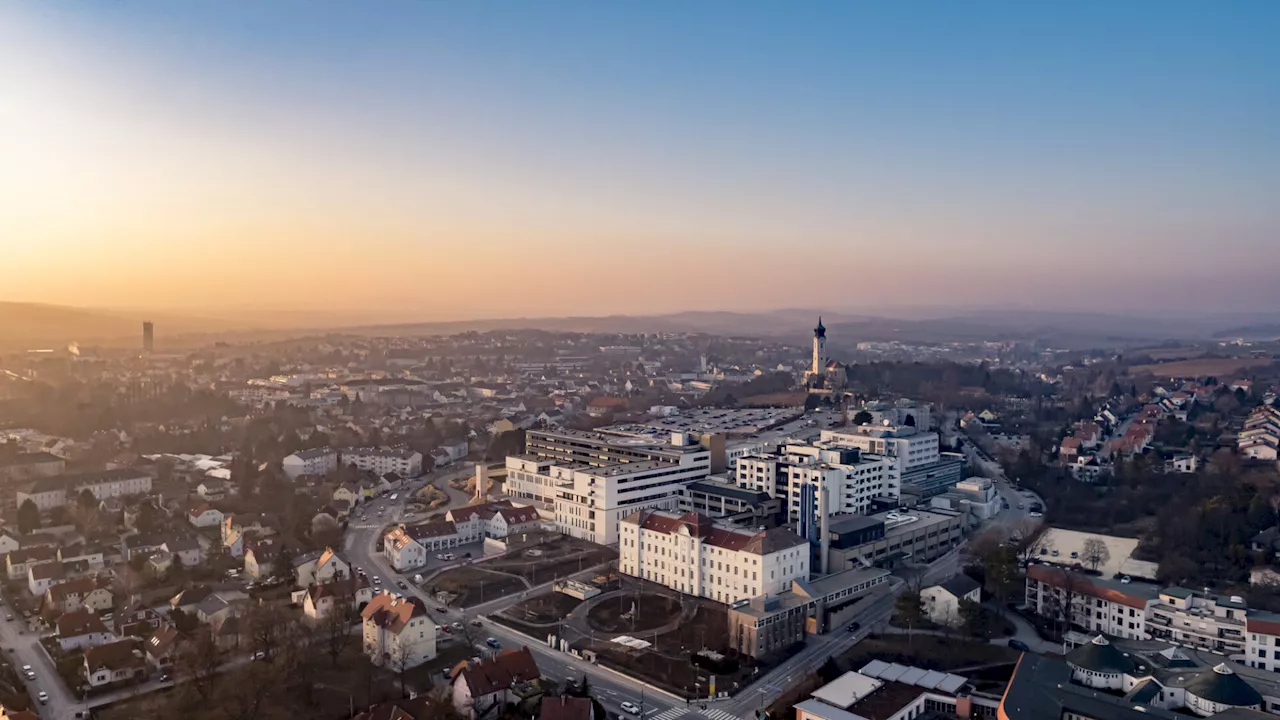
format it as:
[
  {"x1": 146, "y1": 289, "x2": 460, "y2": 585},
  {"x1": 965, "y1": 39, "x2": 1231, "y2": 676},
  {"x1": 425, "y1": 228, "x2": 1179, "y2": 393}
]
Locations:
[{"x1": 3, "y1": 2, "x2": 1278, "y2": 317}]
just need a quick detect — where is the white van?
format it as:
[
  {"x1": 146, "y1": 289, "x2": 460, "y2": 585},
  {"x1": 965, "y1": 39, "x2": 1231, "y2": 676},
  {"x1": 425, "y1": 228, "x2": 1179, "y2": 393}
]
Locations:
[{"x1": 390, "y1": 493, "x2": 398, "y2": 501}]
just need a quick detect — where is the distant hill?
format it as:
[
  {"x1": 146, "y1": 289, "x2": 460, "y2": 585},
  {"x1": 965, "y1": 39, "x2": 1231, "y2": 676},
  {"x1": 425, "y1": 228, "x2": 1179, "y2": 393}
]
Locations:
[
  {"x1": 4, "y1": 301, "x2": 1276, "y2": 353},
  {"x1": 0, "y1": 303, "x2": 252, "y2": 351}
]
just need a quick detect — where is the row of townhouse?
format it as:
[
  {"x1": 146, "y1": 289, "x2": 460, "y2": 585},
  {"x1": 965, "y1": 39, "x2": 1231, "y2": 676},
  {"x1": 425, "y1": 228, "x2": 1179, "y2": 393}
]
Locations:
[
  {"x1": 282, "y1": 446, "x2": 424, "y2": 480},
  {"x1": 383, "y1": 501, "x2": 541, "y2": 571},
  {"x1": 1026, "y1": 564, "x2": 1280, "y2": 671},
  {"x1": 16, "y1": 468, "x2": 153, "y2": 512},
  {"x1": 1239, "y1": 404, "x2": 1280, "y2": 461}
]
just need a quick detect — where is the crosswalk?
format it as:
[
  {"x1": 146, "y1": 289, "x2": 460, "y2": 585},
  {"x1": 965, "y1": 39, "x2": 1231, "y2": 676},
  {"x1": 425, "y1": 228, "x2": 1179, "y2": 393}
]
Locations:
[{"x1": 646, "y1": 705, "x2": 746, "y2": 720}]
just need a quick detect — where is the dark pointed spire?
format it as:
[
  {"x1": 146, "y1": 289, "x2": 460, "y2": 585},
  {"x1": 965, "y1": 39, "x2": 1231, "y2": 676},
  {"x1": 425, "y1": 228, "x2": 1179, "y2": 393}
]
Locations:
[{"x1": 814, "y1": 316, "x2": 826, "y2": 338}]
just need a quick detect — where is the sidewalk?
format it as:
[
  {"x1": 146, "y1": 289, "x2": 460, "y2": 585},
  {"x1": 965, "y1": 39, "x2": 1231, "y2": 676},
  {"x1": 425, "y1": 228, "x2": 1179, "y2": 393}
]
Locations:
[{"x1": 987, "y1": 607, "x2": 1060, "y2": 654}]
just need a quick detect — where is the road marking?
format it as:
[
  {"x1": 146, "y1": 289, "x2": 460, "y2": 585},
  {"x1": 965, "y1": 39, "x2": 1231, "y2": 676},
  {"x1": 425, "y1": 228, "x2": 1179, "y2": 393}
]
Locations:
[{"x1": 700, "y1": 709, "x2": 745, "y2": 720}]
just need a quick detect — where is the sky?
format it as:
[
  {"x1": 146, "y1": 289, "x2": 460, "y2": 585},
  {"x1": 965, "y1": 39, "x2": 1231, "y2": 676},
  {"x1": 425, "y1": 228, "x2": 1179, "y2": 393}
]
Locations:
[{"x1": 1, "y1": 1, "x2": 1278, "y2": 321}]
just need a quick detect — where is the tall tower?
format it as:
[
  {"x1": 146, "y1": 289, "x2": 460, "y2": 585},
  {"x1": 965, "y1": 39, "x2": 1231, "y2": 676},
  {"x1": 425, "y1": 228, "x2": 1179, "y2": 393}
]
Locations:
[
  {"x1": 811, "y1": 316, "x2": 827, "y2": 377},
  {"x1": 142, "y1": 322, "x2": 154, "y2": 354}
]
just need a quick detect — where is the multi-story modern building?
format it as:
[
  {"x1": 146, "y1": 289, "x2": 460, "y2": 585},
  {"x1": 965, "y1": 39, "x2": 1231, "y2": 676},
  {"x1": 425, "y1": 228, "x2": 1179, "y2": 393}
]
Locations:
[
  {"x1": 282, "y1": 448, "x2": 338, "y2": 479},
  {"x1": 736, "y1": 444, "x2": 895, "y2": 523},
  {"x1": 823, "y1": 507, "x2": 966, "y2": 572},
  {"x1": 726, "y1": 567, "x2": 890, "y2": 658},
  {"x1": 821, "y1": 426, "x2": 964, "y2": 498},
  {"x1": 507, "y1": 428, "x2": 712, "y2": 544},
  {"x1": 618, "y1": 510, "x2": 809, "y2": 605},
  {"x1": 340, "y1": 448, "x2": 423, "y2": 478},
  {"x1": 361, "y1": 591, "x2": 435, "y2": 669},
  {"x1": 677, "y1": 478, "x2": 780, "y2": 525}
]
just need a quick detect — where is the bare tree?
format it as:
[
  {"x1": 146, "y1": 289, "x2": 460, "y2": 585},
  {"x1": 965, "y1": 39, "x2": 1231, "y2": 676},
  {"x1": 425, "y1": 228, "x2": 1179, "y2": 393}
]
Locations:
[
  {"x1": 1043, "y1": 567, "x2": 1086, "y2": 638},
  {"x1": 246, "y1": 602, "x2": 288, "y2": 663},
  {"x1": 387, "y1": 640, "x2": 411, "y2": 699},
  {"x1": 323, "y1": 593, "x2": 355, "y2": 667},
  {"x1": 219, "y1": 662, "x2": 280, "y2": 720},
  {"x1": 280, "y1": 617, "x2": 320, "y2": 708},
  {"x1": 1081, "y1": 538, "x2": 1111, "y2": 572},
  {"x1": 179, "y1": 627, "x2": 224, "y2": 703}
]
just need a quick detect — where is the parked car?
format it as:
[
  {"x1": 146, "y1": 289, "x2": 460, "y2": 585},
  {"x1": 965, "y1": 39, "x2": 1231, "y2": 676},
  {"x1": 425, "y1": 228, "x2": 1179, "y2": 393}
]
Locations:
[
  {"x1": 1008, "y1": 639, "x2": 1030, "y2": 651},
  {"x1": 396, "y1": 580, "x2": 408, "y2": 589},
  {"x1": 485, "y1": 637, "x2": 501, "y2": 648},
  {"x1": 37, "y1": 692, "x2": 48, "y2": 705},
  {"x1": 452, "y1": 622, "x2": 463, "y2": 630},
  {"x1": 846, "y1": 622, "x2": 861, "y2": 632},
  {"x1": 435, "y1": 606, "x2": 448, "y2": 613},
  {"x1": 470, "y1": 619, "x2": 483, "y2": 627},
  {"x1": 620, "y1": 701, "x2": 641, "y2": 715}
]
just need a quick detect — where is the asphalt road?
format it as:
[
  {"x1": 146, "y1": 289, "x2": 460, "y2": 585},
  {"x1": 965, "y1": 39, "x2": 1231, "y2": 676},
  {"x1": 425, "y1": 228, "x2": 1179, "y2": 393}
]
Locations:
[{"x1": 345, "y1": 469, "x2": 695, "y2": 719}]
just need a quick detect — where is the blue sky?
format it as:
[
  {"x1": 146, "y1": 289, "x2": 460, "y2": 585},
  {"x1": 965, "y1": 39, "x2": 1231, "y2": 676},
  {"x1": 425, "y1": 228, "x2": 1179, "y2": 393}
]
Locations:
[{"x1": 2, "y1": 1, "x2": 1277, "y2": 317}]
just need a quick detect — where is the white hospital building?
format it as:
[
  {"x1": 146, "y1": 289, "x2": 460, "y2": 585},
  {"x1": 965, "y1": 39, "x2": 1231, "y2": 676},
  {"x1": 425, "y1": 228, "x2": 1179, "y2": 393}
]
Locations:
[{"x1": 619, "y1": 510, "x2": 810, "y2": 605}]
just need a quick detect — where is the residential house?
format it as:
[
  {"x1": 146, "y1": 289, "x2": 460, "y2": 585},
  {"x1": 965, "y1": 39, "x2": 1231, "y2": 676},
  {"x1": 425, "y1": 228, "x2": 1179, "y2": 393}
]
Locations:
[
  {"x1": 187, "y1": 504, "x2": 224, "y2": 528},
  {"x1": 540, "y1": 696, "x2": 594, "y2": 720},
  {"x1": 56, "y1": 609, "x2": 115, "y2": 651},
  {"x1": 452, "y1": 647, "x2": 542, "y2": 719},
  {"x1": 122, "y1": 533, "x2": 167, "y2": 561},
  {"x1": 196, "y1": 480, "x2": 226, "y2": 500},
  {"x1": 332, "y1": 483, "x2": 361, "y2": 508},
  {"x1": 1058, "y1": 437, "x2": 1082, "y2": 463},
  {"x1": 45, "y1": 576, "x2": 112, "y2": 614},
  {"x1": 162, "y1": 536, "x2": 203, "y2": 567},
  {"x1": 382, "y1": 522, "x2": 461, "y2": 571},
  {"x1": 446, "y1": 501, "x2": 541, "y2": 543},
  {"x1": 295, "y1": 547, "x2": 350, "y2": 587},
  {"x1": 83, "y1": 638, "x2": 147, "y2": 688},
  {"x1": 6, "y1": 546, "x2": 56, "y2": 580},
  {"x1": 243, "y1": 539, "x2": 280, "y2": 580},
  {"x1": 361, "y1": 591, "x2": 436, "y2": 669},
  {"x1": 28, "y1": 562, "x2": 67, "y2": 597},
  {"x1": 0, "y1": 531, "x2": 20, "y2": 557},
  {"x1": 58, "y1": 544, "x2": 106, "y2": 571},
  {"x1": 147, "y1": 552, "x2": 174, "y2": 576},
  {"x1": 282, "y1": 447, "x2": 338, "y2": 480},
  {"x1": 115, "y1": 603, "x2": 162, "y2": 638},
  {"x1": 920, "y1": 574, "x2": 982, "y2": 627},
  {"x1": 195, "y1": 594, "x2": 236, "y2": 626},
  {"x1": 304, "y1": 577, "x2": 373, "y2": 621},
  {"x1": 144, "y1": 624, "x2": 186, "y2": 671}
]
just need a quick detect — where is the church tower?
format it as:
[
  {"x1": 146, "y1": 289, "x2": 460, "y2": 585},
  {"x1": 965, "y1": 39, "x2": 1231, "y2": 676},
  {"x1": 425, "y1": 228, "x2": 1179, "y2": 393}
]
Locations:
[{"x1": 811, "y1": 316, "x2": 827, "y2": 378}]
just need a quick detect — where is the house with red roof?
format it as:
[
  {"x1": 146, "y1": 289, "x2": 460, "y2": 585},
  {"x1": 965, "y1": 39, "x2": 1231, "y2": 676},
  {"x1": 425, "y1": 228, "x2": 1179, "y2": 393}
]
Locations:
[{"x1": 451, "y1": 647, "x2": 542, "y2": 719}]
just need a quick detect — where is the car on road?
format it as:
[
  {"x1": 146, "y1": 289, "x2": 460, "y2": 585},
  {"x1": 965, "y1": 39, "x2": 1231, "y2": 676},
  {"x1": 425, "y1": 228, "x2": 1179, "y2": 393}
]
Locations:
[
  {"x1": 37, "y1": 691, "x2": 48, "y2": 705},
  {"x1": 435, "y1": 606, "x2": 448, "y2": 613},
  {"x1": 470, "y1": 619, "x2": 482, "y2": 627},
  {"x1": 253, "y1": 651, "x2": 267, "y2": 661},
  {"x1": 452, "y1": 622, "x2": 463, "y2": 630},
  {"x1": 1008, "y1": 639, "x2": 1030, "y2": 651},
  {"x1": 4, "y1": 614, "x2": 11, "y2": 621},
  {"x1": 1017, "y1": 503, "x2": 1024, "y2": 509},
  {"x1": 846, "y1": 621, "x2": 861, "y2": 632},
  {"x1": 485, "y1": 637, "x2": 501, "y2": 648},
  {"x1": 21, "y1": 665, "x2": 31, "y2": 673},
  {"x1": 1002, "y1": 502, "x2": 1010, "y2": 509},
  {"x1": 1030, "y1": 512, "x2": 1043, "y2": 518},
  {"x1": 24, "y1": 671, "x2": 35, "y2": 681},
  {"x1": 620, "y1": 701, "x2": 641, "y2": 715},
  {"x1": 396, "y1": 580, "x2": 408, "y2": 589},
  {"x1": 373, "y1": 577, "x2": 382, "y2": 585}
]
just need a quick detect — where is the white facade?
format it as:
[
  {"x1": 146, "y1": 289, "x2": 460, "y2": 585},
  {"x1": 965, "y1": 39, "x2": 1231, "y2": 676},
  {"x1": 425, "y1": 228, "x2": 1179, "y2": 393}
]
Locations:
[
  {"x1": 340, "y1": 448, "x2": 423, "y2": 478},
  {"x1": 282, "y1": 448, "x2": 338, "y2": 479},
  {"x1": 555, "y1": 455, "x2": 710, "y2": 545},
  {"x1": 619, "y1": 510, "x2": 808, "y2": 605},
  {"x1": 821, "y1": 427, "x2": 940, "y2": 471},
  {"x1": 738, "y1": 444, "x2": 894, "y2": 521},
  {"x1": 17, "y1": 469, "x2": 153, "y2": 511},
  {"x1": 504, "y1": 456, "x2": 559, "y2": 506},
  {"x1": 361, "y1": 592, "x2": 436, "y2": 669}
]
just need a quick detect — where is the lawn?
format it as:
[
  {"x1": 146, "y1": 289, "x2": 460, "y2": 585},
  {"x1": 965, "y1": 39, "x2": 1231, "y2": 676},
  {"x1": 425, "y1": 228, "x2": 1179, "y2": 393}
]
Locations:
[
  {"x1": 503, "y1": 593, "x2": 584, "y2": 625},
  {"x1": 586, "y1": 593, "x2": 681, "y2": 634},
  {"x1": 426, "y1": 566, "x2": 527, "y2": 607},
  {"x1": 838, "y1": 633, "x2": 1019, "y2": 671},
  {"x1": 1127, "y1": 356, "x2": 1274, "y2": 379}
]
